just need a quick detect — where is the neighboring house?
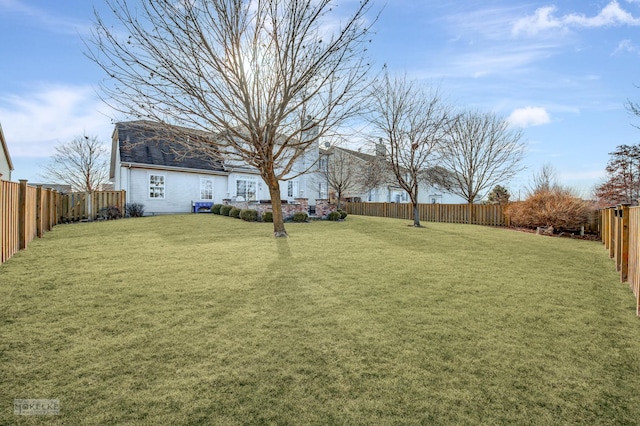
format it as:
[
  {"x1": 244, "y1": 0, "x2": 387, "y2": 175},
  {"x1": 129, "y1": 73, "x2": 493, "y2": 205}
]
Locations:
[
  {"x1": 29, "y1": 183, "x2": 73, "y2": 194},
  {"x1": 319, "y1": 145, "x2": 465, "y2": 204},
  {"x1": 0, "y1": 123, "x2": 14, "y2": 181},
  {"x1": 110, "y1": 121, "x2": 322, "y2": 215}
]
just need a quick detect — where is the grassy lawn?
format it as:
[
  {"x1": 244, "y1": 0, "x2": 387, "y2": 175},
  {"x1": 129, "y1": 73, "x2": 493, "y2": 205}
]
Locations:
[{"x1": 2, "y1": 214, "x2": 640, "y2": 424}]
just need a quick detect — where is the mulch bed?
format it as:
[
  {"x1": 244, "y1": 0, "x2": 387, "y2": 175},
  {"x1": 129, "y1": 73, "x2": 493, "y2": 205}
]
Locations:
[{"x1": 507, "y1": 226, "x2": 601, "y2": 241}]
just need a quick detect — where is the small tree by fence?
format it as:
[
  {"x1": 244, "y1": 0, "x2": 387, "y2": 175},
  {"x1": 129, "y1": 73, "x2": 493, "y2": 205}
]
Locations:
[
  {"x1": 1, "y1": 178, "x2": 125, "y2": 264},
  {"x1": 344, "y1": 202, "x2": 509, "y2": 226}
]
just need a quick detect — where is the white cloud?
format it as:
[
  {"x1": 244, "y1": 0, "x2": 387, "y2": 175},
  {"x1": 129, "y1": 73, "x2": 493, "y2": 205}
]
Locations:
[
  {"x1": 0, "y1": 0, "x2": 91, "y2": 35},
  {"x1": 513, "y1": 1, "x2": 640, "y2": 36},
  {"x1": 508, "y1": 107, "x2": 551, "y2": 128},
  {"x1": 613, "y1": 39, "x2": 640, "y2": 55},
  {"x1": 0, "y1": 85, "x2": 113, "y2": 157},
  {"x1": 512, "y1": 6, "x2": 564, "y2": 37}
]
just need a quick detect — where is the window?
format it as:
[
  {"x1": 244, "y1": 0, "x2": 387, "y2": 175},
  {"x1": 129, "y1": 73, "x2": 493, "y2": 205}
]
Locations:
[
  {"x1": 236, "y1": 178, "x2": 257, "y2": 201},
  {"x1": 319, "y1": 182, "x2": 328, "y2": 199},
  {"x1": 430, "y1": 194, "x2": 442, "y2": 204},
  {"x1": 149, "y1": 174, "x2": 165, "y2": 199},
  {"x1": 200, "y1": 178, "x2": 214, "y2": 200},
  {"x1": 287, "y1": 180, "x2": 299, "y2": 198},
  {"x1": 318, "y1": 157, "x2": 328, "y2": 170}
]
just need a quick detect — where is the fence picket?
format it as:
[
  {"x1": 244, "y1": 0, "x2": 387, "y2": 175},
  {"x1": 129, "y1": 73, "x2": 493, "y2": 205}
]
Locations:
[
  {"x1": 344, "y1": 202, "x2": 510, "y2": 226},
  {"x1": 1, "y1": 184, "x2": 126, "y2": 265}
]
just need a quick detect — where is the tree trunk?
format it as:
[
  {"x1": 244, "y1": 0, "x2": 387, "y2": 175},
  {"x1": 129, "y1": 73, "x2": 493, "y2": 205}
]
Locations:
[
  {"x1": 412, "y1": 187, "x2": 421, "y2": 227},
  {"x1": 265, "y1": 174, "x2": 288, "y2": 238},
  {"x1": 412, "y1": 202, "x2": 421, "y2": 227}
]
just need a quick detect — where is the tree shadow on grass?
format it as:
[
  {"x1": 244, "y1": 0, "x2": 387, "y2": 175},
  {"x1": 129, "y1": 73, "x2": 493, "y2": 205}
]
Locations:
[{"x1": 276, "y1": 238, "x2": 291, "y2": 259}]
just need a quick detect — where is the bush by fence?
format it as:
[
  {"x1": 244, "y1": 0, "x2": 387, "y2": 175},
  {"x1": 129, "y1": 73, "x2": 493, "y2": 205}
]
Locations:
[{"x1": 1, "y1": 179, "x2": 126, "y2": 264}]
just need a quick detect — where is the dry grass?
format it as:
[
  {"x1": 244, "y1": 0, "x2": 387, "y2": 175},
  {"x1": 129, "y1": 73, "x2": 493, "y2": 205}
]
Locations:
[{"x1": 1, "y1": 214, "x2": 640, "y2": 424}]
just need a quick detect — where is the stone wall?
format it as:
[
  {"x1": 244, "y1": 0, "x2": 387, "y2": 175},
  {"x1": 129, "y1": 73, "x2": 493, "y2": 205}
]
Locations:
[
  {"x1": 314, "y1": 199, "x2": 337, "y2": 218},
  {"x1": 223, "y1": 198, "x2": 337, "y2": 219}
]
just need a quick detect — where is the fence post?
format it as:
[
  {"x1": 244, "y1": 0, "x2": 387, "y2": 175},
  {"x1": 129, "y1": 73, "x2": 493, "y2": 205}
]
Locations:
[
  {"x1": 609, "y1": 208, "x2": 616, "y2": 259},
  {"x1": 614, "y1": 206, "x2": 623, "y2": 272},
  {"x1": 619, "y1": 204, "x2": 631, "y2": 282},
  {"x1": 36, "y1": 185, "x2": 43, "y2": 238},
  {"x1": 121, "y1": 190, "x2": 126, "y2": 213},
  {"x1": 0, "y1": 174, "x2": 3, "y2": 263},
  {"x1": 18, "y1": 179, "x2": 27, "y2": 250},
  {"x1": 86, "y1": 191, "x2": 92, "y2": 220}
]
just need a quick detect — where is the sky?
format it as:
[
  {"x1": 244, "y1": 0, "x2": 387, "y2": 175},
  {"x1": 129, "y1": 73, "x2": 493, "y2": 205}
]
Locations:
[{"x1": 1, "y1": 0, "x2": 640, "y2": 198}]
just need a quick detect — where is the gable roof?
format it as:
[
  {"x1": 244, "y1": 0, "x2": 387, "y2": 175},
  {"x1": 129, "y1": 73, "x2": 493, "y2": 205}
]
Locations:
[
  {"x1": 321, "y1": 145, "x2": 380, "y2": 163},
  {"x1": 112, "y1": 121, "x2": 225, "y2": 176},
  {"x1": 0, "y1": 123, "x2": 14, "y2": 173}
]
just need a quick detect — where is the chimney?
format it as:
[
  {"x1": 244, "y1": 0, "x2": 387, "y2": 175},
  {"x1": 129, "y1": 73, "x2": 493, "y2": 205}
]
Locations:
[{"x1": 375, "y1": 138, "x2": 386, "y2": 157}]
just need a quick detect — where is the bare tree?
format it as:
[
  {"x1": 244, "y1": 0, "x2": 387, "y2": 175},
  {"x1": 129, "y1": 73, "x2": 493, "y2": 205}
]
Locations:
[
  {"x1": 319, "y1": 147, "x2": 362, "y2": 208},
  {"x1": 42, "y1": 135, "x2": 110, "y2": 192},
  {"x1": 368, "y1": 73, "x2": 453, "y2": 227},
  {"x1": 528, "y1": 163, "x2": 560, "y2": 195},
  {"x1": 440, "y1": 110, "x2": 525, "y2": 204},
  {"x1": 358, "y1": 145, "x2": 391, "y2": 199},
  {"x1": 88, "y1": 0, "x2": 375, "y2": 237}
]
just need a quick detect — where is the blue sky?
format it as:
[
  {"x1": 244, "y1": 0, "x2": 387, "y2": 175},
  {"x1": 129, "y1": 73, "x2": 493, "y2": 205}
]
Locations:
[{"x1": 1, "y1": 0, "x2": 640, "y2": 197}]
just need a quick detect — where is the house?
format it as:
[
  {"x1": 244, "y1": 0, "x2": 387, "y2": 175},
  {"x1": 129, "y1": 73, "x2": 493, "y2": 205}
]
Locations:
[
  {"x1": 318, "y1": 145, "x2": 465, "y2": 204},
  {"x1": 0, "y1": 123, "x2": 14, "y2": 181},
  {"x1": 28, "y1": 183, "x2": 73, "y2": 194},
  {"x1": 110, "y1": 121, "x2": 322, "y2": 215}
]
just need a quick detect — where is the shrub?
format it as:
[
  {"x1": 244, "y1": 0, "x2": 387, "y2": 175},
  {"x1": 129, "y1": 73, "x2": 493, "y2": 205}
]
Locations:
[
  {"x1": 505, "y1": 189, "x2": 593, "y2": 230},
  {"x1": 125, "y1": 203, "x2": 145, "y2": 217},
  {"x1": 229, "y1": 207, "x2": 242, "y2": 218},
  {"x1": 262, "y1": 211, "x2": 273, "y2": 222},
  {"x1": 220, "y1": 205, "x2": 233, "y2": 216},
  {"x1": 240, "y1": 209, "x2": 258, "y2": 222},
  {"x1": 327, "y1": 211, "x2": 341, "y2": 221},
  {"x1": 292, "y1": 211, "x2": 308, "y2": 222},
  {"x1": 211, "y1": 204, "x2": 223, "y2": 215},
  {"x1": 338, "y1": 209, "x2": 348, "y2": 220},
  {"x1": 99, "y1": 205, "x2": 123, "y2": 220}
]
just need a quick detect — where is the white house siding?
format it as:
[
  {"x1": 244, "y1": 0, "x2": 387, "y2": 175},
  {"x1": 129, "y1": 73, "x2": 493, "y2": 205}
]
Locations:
[
  {"x1": 358, "y1": 183, "x2": 466, "y2": 204},
  {"x1": 124, "y1": 167, "x2": 227, "y2": 214},
  {"x1": 0, "y1": 156, "x2": 10, "y2": 181},
  {"x1": 0, "y1": 125, "x2": 12, "y2": 181},
  {"x1": 417, "y1": 185, "x2": 467, "y2": 204}
]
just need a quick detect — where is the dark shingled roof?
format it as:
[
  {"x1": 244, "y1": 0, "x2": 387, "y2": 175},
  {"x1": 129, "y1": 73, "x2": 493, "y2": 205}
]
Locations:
[{"x1": 115, "y1": 121, "x2": 225, "y2": 172}]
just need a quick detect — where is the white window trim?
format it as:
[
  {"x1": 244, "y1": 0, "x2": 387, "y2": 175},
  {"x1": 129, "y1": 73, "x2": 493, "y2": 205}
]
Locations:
[
  {"x1": 200, "y1": 177, "x2": 214, "y2": 200},
  {"x1": 235, "y1": 176, "x2": 257, "y2": 201},
  {"x1": 148, "y1": 173, "x2": 166, "y2": 199},
  {"x1": 287, "y1": 180, "x2": 299, "y2": 198}
]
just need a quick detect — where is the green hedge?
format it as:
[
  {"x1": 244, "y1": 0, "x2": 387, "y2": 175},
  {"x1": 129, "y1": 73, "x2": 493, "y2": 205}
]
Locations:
[
  {"x1": 240, "y1": 209, "x2": 258, "y2": 222},
  {"x1": 292, "y1": 211, "x2": 308, "y2": 222},
  {"x1": 327, "y1": 211, "x2": 341, "y2": 221}
]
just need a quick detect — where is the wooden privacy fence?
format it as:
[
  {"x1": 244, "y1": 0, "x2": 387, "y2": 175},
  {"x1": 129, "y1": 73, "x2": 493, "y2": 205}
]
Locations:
[
  {"x1": 1, "y1": 179, "x2": 126, "y2": 265},
  {"x1": 60, "y1": 190, "x2": 126, "y2": 222},
  {"x1": 344, "y1": 202, "x2": 509, "y2": 226},
  {"x1": 600, "y1": 204, "x2": 640, "y2": 316}
]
